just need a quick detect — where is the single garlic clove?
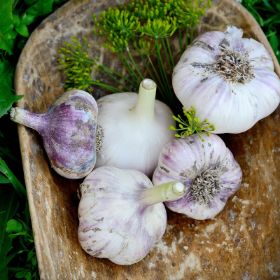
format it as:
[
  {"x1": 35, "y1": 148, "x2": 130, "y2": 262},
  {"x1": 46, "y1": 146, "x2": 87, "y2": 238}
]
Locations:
[
  {"x1": 172, "y1": 26, "x2": 280, "y2": 134},
  {"x1": 153, "y1": 134, "x2": 242, "y2": 220},
  {"x1": 10, "y1": 89, "x2": 98, "y2": 179},
  {"x1": 78, "y1": 166, "x2": 185, "y2": 265}
]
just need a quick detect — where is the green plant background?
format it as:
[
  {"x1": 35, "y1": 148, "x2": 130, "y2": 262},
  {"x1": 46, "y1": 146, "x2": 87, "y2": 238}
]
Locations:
[{"x1": 0, "y1": 0, "x2": 279, "y2": 279}]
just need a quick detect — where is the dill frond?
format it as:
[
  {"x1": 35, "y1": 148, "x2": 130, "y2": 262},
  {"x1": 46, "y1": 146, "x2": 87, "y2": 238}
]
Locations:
[
  {"x1": 169, "y1": 107, "x2": 215, "y2": 139},
  {"x1": 58, "y1": 37, "x2": 94, "y2": 92}
]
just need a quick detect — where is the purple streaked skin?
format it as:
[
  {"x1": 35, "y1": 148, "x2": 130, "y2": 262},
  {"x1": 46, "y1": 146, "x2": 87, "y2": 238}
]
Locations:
[
  {"x1": 10, "y1": 89, "x2": 98, "y2": 179},
  {"x1": 153, "y1": 134, "x2": 242, "y2": 220},
  {"x1": 78, "y1": 166, "x2": 167, "y2": 265}
]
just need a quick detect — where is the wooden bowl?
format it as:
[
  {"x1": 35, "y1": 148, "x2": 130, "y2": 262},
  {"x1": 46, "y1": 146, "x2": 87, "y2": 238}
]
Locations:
[{"x1": 15, "y1": 0, "x2": 280, "y2": 279}]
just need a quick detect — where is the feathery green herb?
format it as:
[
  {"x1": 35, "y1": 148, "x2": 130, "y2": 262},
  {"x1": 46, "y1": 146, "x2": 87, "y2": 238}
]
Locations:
[
  {"x1": 170, "y1": 107, "x2": 215, "y2": 138},
  {"x1": 59, "y1": 0, "x2": 211, "y2": 112}
]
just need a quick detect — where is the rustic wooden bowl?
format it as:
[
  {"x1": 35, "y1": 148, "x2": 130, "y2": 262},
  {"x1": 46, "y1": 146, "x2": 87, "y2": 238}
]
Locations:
[{"x1": 15, "y1": 0, "x2": 280, "y2": 279}]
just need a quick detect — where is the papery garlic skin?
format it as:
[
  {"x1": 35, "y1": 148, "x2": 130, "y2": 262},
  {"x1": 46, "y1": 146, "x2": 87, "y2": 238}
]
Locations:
[
  {"x1": 78, "y1": 166, "x2": 185, "y2": 265},
  {"x1": 173, "y1": 26, "x2": 280, "y2": 133},
  {"x1": 96, "y1": 79, "x2": 174, "y2": 176},
  {"x1": 153, "y1": 134, "x2": 242, "y2": 220},
  {"x1": 10, "y1": 90, "x2": 98, "y2": 179}
]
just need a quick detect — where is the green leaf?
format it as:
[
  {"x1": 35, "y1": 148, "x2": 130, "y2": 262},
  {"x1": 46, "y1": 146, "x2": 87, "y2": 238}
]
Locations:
[
  {"x1": 0, "y1": 0, "x2": 14, "y2": 53},
  {"x1": 0, "y1": 174, "x2": 10, "y2": 184},
  {"x1": 15, "y1": 270, "x2": 28, "y2": 278},
  {"x1": 6, "y1": 219, "x2": 23, "y2": 233},
  {"x1": 0, "y1": 156, "x2": 26, "y2": 197},
  {"x1": 268, "y1": 31, "x2": 279, "y2": 53},
  {"x1": 26, "y1": 1, "x2": 54, "y2": 17},
  {"x1": 0, "y1": 189, "x2": 18, "y2": 279},
  {"x1": 15, "y1": 23, "x2": 29, "y2": 38},
  {"x1": 0, "y1": 0, "x2": 13, "y2": 34},
  {"x1": 0, "y1": 60, "x2": 22, "y2": 118}
]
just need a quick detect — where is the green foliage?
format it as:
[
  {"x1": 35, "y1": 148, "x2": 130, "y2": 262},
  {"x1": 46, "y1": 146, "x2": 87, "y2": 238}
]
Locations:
[
  {"x1": 0, "y1": 156, "x2": 26, "y2": 197},
  {"x1": 0, "y1": 1, "x2": 68, "y2": 279},
  {"x1": 0, "y1": 190, "x2": 18, "y2": 279},
  {"x1": 170, "y1": 107, "x2": 215, "y2": 138},
  {"x1": 95, "y1": 9, "x2": 140, "y2": 52},
  {"x1": 58, "y1": 37, "x2": 122, "y2": 93},
  {"x1": 58, "y1": 37, "x2": 95, "y2": 92},
  {"x1": 0, "y1": 61, "x2": 22, "y2": 118},
  {"x1": 57, "y1": 0, "x2": 210, "y2": 111},
  {"x1": 0, "y1": 0, "x2": 66, "y2": 54},
  {"x1": 5, "y1": 215, "x2": 38, "y2": 280},
  {"x1": 242, "y1": 0, "x2": 280, "y2": 62}
]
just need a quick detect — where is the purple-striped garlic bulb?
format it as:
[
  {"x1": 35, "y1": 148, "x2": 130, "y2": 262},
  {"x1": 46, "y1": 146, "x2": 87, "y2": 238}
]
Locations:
[
  {"x1": 173, "y1": 26, "x2": 280, "y2": 133},
  {"x1": 153, "y1": 134, "x2": 242, "y2": 220},
  {"x1": 10, "y1": 89, "x2": 98, "y2": 179},
  {"x1": 78, "y1": 166, "x2": 185, "y2": 265}
]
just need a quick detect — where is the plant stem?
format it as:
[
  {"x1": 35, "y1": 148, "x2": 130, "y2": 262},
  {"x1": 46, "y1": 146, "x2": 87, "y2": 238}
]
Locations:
[
  {"x1": 178, "y1": 30, "x2": 183, "y2": 54},
  {"x1": 147, "y1": 55, "x2": 166, "y2": 96},
  {"x1": 97, "y1": 64, "x2": 134, "y2": 91},
  {"x1": 132, "y1": 78, "x2": 156, "y2": 120},
  {"x1": 164, "y1": 38, "x2": 174, "y2": 68},
  {"x1": 91, "y1": 80, "x2": 120, "y2": 92},
  {"x1": 141, "y1": 181, "x2": 185, "y2": 205},
  {"x1": 118, "y1": 53, "x2": 139, "y2": 88},
  {"x1": 155, "y1": 39, "x2": 173, "y2": 98},
  {"x1": 10, "y1": 108, "x2": 47, "y2": 134},
  {"x1": 126, "y1": 47, "x2": 144, "y2": 81},
  {"x1": 0, "y1": 157, "x2": 26, "y2": 197}
]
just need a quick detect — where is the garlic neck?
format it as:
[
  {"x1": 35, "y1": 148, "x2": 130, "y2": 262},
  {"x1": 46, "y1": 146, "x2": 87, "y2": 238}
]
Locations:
[
  {"x1": 10, "y1": 107, "x2": 47, "y2": 134},
  {"x1": 141, "y1": 181, "x2": 186, "y2": 206},
  {"x1": 132, "y1": 78, "x2": 157, "y2": 120}
]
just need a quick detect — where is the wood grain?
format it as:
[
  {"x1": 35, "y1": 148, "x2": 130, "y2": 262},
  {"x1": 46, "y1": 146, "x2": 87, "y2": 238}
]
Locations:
[{"x1": 15, "y1": 0, "x2": 280, "y2": 279}]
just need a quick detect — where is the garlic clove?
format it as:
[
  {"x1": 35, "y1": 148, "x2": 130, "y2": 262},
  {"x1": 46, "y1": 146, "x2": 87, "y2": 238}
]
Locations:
[
  {"x1": 153, "y1": 134, "x2": 242, "y2": 220},
  {"x1": 78, "y1": 166, "x2": 186, "y2": 265},
  {"x1": 10, "y1": 89, "x2": 98, "y2": 179}
]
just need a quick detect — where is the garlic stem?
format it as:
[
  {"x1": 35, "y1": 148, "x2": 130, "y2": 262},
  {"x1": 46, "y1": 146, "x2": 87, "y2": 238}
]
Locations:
[
  {"x1": 10, "y1": 107, "x2": 47, "y2": 134},
  {"x1": 133, "y1": 78, "x2": 157, "y2": 120},
  {"x1": 141, "y1": 181, "x2": 186, "y2": 206}
]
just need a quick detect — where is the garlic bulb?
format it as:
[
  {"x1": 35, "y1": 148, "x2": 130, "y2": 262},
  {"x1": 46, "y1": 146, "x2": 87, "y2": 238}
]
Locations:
[
  {"x1": 96, "y1": 78, "x2": 174, "y2": 176},
  {"x1": 173, "y1": 26, "x2": 280, "y2": 133},
  {"x1": 78, "y1": 166, "x2": 185, "y2": 265},
  {"x1": 10, "y1": 89, "x2": 98, "y2": 179},
  {"x1": 153, "y1": 134, "x2": 242, "y2": 220}
]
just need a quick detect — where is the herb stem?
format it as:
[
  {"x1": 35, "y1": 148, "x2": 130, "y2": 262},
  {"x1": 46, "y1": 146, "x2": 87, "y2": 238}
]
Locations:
[
  {"x1": 155, "y1": 39, "x2": 172, "y2": 97},
  {"x1": 119, "y1": 53, "x2": 139, "y2": 87},
  {"x1": 147, "y1": 55, "x2": 166, "y2": 96},
  {"x1": 178, "y1": 30, "x2": 183, "y2": 54},
  {"x1": 126, "y1": 47, "x2": 144, "y2": 81},
  {"x1": 164, "y1": 38, "x2": 174, "y2": 68},
  {"x1": 90, "y1": 80, "x2": 120, "y2": 92}
]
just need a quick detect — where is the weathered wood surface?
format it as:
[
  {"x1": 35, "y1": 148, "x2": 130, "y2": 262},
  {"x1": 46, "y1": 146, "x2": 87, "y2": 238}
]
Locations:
[{"x1": 15, "y1": 0, "x2": 280, "y2": 279}]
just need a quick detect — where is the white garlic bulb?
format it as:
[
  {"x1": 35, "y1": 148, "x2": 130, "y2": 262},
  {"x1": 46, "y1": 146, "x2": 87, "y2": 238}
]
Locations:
[
  {"x1": 153, "y1": 134, "x2": 242, "y2": 220},
  {"x1": 173, "y1": 26, "x2": 280, "y2": 133},
  {"x1": 95, "y1": 79, "x2": 174, "y2": 176},
  {"x1": 78, "y1": 166, "x2": 185, "y2": 265}
]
